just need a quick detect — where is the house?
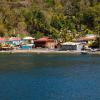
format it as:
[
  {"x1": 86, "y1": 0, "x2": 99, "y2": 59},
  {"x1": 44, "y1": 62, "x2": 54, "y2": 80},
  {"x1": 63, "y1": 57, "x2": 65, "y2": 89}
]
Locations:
[
  {"x1": 21, "y1": 36, "x2": 35, "y2": 50},
  {"x1": 0, "y1": 37, "x2": 6, "y2": 43},
  {"x1": 34, "y1": 37, "x2": 57, "y2": 49},
  {"x1": 9, "y1": 37, "x2": 21, "y2": 46},
  {"x1": 77, "y1": 34, "x2": 96, "y2": 42},
  {"x1": 76, "y1": 34, "x2": 97, "y2": 49}
]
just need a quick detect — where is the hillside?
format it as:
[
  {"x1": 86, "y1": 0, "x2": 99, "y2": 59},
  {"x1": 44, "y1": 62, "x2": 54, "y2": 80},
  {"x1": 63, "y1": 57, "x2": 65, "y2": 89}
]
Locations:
[{"x1": 0, "y1": 0, "x2": 100, "y2": 41}]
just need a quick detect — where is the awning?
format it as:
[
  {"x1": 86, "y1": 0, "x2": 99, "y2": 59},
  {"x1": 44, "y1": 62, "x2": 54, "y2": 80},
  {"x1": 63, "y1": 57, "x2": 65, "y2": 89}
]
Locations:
[
  {"x1": 23, "y1": 36, "x2": 35, "y2": 40},
  {"x1": 9, "y1": 37, "x2": 21, "y2": 41}
]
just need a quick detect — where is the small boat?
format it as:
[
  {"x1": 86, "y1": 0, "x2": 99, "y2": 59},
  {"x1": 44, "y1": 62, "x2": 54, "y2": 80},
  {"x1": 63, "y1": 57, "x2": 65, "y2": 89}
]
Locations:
[{"x1": 81, "y1": 51, "x2": 88, "y2": 54}]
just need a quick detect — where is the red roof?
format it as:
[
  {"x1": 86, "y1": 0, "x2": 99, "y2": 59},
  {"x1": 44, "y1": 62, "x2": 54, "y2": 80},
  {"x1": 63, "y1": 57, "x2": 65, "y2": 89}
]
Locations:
[
  {"x1": 0, "y1": 37, "x2": 6, "y2": 42},
  {"x1": 77, "y1": 36, "x2": 96, "y2": 41},
  {"x1": 35, "y1": 37, "x2": 54, "y2": 42}
]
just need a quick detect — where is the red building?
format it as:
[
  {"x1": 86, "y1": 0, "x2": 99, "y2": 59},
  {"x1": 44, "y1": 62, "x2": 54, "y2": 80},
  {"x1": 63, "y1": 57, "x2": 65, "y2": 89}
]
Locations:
[{"x1": 34, "y1": 37, "x2": 57, "y2": 49}]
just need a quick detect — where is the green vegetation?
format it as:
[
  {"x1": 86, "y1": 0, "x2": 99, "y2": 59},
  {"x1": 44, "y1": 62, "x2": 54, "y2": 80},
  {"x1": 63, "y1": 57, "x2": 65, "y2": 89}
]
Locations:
[{"x1": 0, "y1": 0, "x2": 100, "y2": 41}]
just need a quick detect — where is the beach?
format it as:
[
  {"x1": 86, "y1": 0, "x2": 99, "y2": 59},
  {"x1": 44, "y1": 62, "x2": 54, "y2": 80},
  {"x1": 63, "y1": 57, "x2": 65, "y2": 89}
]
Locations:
[
  {"x1": 0, "y1": 49, "x2": 81, "y2": 54},
  {"x1": 0, "y1": 49, "x2": 100, "y2": 55}
]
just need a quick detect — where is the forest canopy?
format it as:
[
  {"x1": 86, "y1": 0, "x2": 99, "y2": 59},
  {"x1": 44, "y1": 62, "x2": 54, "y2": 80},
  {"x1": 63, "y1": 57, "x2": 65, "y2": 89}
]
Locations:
[{"x1": 0, "y1": 0, "x2": 100, "y2": 41}]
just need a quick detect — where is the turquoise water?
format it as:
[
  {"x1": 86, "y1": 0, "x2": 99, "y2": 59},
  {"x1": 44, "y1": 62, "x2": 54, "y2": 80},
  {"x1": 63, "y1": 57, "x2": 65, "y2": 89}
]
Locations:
[{"x1": 0, "y1": 54, "x2": 100, "y2": 100}]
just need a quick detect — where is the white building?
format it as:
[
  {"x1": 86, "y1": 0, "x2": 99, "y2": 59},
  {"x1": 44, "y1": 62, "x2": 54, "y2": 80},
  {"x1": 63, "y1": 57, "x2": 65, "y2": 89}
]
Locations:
[{"x1": 60, "y1": 42, "x2": 83, "y2": 51}]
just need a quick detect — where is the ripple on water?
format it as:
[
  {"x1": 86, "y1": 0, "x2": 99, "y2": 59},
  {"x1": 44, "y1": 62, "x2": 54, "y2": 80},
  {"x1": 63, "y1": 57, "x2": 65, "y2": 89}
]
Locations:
[{"x1": 0, "y1": 54, "x2": 100, "y2": 100}]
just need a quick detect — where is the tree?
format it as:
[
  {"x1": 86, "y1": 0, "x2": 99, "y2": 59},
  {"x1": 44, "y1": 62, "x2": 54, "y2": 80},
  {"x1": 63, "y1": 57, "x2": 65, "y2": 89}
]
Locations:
[
  {"x1": 0, "y1": 0, "x2": 99, "y2": 42},
  {"x1": 0, "y1": 24, "x2": 6, "y2": 37}
]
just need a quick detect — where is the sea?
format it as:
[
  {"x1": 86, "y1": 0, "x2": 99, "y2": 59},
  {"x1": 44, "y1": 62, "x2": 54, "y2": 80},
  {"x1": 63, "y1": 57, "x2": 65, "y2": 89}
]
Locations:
[{"x1": 0, "y1": 54, "x2": 100, "y2": 100}]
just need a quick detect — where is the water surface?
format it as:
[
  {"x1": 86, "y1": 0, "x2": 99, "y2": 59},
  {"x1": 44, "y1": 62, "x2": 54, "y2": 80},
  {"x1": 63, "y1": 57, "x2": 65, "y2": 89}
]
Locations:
[{"x1": 0, "y1": 54, "x2": 100, "y2": 100}]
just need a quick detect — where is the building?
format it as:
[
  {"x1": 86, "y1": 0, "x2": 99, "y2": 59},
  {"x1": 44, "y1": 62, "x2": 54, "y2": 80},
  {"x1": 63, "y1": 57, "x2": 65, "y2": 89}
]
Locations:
[
  {"x1": 77, "y1": 34, "x2": 96, "y2": 42},
  {"x1": 21, "y1": 36, "x2": 35, "y2": 50},
  {"x1": 60, "y1": 42, "x2": 83, "y2": 51},
  {"x1": 76, "y1": 34, "x2": 97, "y2": 49},
  {"x1": 34, "y1": 37, "x2": 57, "y2": 49}
]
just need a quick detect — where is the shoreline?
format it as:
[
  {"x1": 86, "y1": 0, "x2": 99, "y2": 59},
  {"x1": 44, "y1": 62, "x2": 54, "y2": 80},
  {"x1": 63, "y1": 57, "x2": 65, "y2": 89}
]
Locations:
[
  {"x1": 0, "y1": 49, "x2": 100, "y2": 55},
  {"x1": 0, "y1": 49, "x2": 81, "y2": 55}
]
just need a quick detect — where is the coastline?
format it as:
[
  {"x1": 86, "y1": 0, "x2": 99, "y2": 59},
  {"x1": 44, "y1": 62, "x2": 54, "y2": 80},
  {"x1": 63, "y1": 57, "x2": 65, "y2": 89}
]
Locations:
[
  {"x1": 0, "y1": 49, "x2": 81, "y2": 55},
  {"x1": 0, "y1": 49, "x2": 100, "y2": 55}
]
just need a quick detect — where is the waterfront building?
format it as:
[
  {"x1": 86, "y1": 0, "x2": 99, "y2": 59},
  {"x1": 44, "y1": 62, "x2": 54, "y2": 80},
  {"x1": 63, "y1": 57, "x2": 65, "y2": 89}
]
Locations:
[
  {"x1": 60, "y1": 42, "x2": 83, "y2": 51},
  {"x1": 34, "y1": 37, "x2": 57, "y2": 49}
]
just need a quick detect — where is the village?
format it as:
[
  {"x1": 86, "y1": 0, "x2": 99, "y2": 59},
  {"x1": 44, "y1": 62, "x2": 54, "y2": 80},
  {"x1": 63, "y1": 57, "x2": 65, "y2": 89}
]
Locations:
[{"x1": 0, "y1": 34, "x2": 100, "y2": 54}]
